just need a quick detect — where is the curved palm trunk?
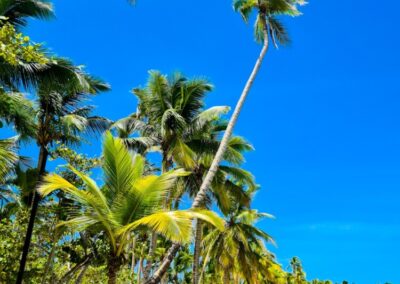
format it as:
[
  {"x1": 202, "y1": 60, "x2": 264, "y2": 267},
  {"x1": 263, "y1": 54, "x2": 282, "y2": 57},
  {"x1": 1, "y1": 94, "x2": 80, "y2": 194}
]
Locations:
[
  {"x1": 16, "y1": 145, "x2": 48, "y2": 284},
  {"x1": 144, "y1": 243, "x2": 180, "y2": 284},
  {"x1": 192, "y1": 31, "x2": 269, "y2": 209},
  {"x1": 145, "y1": 29, "x2": 269, "y2": 284},
  {"x1": 59, "y1": 254, "x2": 93, "y2": 283},
  {"x1": 192, "y1": 219, "x2": 203, "y2": 284},
  {"x1": 75, "y1": 263, "x2": 90, "y2": 284}
]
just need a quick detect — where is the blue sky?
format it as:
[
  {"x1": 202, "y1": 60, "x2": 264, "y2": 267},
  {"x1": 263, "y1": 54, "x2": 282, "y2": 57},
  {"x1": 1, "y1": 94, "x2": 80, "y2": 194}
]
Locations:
[{"x1": 14, "y1": 0, "x2": 400, "y2": 283}]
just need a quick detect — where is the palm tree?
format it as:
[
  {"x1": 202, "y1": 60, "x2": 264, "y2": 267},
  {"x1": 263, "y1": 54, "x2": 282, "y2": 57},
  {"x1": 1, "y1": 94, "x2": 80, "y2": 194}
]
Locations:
[
  {"x1": 37, "y1": 132, "x2": 224, "y2": 284},
  {"x1": 112, "y1": 71, "x2": 229, "y2": 278},
  {"x1": 287, "y1": 257, "x2": 307, "y2": 284},
  {"x1": 146, "y1": 3, "x2": 305, "y2": 281},
  {"x1": 16, "y1": 67, "x2": 111, "y2": 283},
  {"x1": 193, "y1": 0, "x2": 305, "y2": 211},
  {"x1": 131, "y1": 71, "x2": 218, "y2": 172},
  {"x1": 0, "y1": 1, "x2": 52, "y2": 185},
  {"x1": 200, "y1": 208, "x2": 274, "y2": 283}
]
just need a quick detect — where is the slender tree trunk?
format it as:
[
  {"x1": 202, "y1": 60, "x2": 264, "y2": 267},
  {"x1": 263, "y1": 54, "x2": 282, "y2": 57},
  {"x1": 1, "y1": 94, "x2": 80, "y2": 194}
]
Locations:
[
  {"x1": 138, "y1": 256, "x2": 144, "y2": 284},
  {"x1": 160, "y1": 274, "x2": 167, "y2": 284},
  {"x1": 41, "y1": 215, "x2": 60, "y2": 284},
  {"x1": 131, "y1": 236, "x2": 136, "y2": 277},
  {"x1": 143, "y1": 232, "x2": 157, "y2": 279},
  {"x1": 75, "y1": 263, "x2": 89, "y2": 284},
  {"x1": 223, "y1": 269, "x2": 230, "y2": 284},
  {"x1": 192, "y1": 31, "x2": 269, "y2": 209},
  {"x1": 41, "y1": 235, "x2": 57, "y2": 284},
  {"x1": 17, "y1": 145, "x2": 48, "y2": 284},
  {"x1": 108, "y1": 263, "x2": 118, "y2": 284},
  {"x1": 107, "y1": 253, "x2": 121, "y2": 284},
  {"x1": 144, "y1": 243, "x2": 180, "y2": 284},
  {"x1": 145, "y1": 30, "x2": 270, "y2": 284},
  {"x1": 60, "y1": 254, "x2": 93, "y2": 283},
  {"x1": 192, "y1": 219, "x2": 203, "y2": 284}
]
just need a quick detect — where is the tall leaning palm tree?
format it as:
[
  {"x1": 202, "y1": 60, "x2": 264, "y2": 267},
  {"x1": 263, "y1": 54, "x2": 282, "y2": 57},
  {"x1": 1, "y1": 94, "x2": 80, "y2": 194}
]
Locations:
[
  {"x1": 146, "y1": 2, "x2": 305, "y2": 282},
  {"x1": 193, "y1": 0, "x2": 305, "y2": 213},
  {"x1": 16, "y1": 67, "x2": 111, "y2": 283},
  {"x1": 38, "y1": 132, "x2": 224, "y2": 284}
]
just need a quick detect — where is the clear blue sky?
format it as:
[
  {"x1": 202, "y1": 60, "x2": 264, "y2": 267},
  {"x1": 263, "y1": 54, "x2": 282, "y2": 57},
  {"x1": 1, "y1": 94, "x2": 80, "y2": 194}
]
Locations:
[{"x1": 20, "y1": 0, "x2": 400, "y2": 283}]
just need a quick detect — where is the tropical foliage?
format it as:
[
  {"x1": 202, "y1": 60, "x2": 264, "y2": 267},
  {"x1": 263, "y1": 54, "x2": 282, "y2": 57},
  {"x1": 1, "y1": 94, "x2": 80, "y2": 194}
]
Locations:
[{"x1": 0, "y1": 0, "x2": 358, "y2": 284}]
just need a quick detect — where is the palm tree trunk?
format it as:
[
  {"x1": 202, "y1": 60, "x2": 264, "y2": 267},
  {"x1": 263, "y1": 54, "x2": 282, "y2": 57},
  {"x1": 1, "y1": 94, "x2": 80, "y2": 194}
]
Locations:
[
  {"x1": 138, "y1": 256, "x2": 144, "y2": 284},
  {"x1": 41, "y1": 215, "x2": 60, "y2": 284},
  {"x1": 192, "y1": 219, "x2": 203, "y2": 284},
  {"x1": 59, "y1": 254, "x2": 93, "y2": 283},
  {"x1": 143, "y1": 230, "x2": 157, "y2": 280},
  {"x1": 41, "y1": 236, "x2": 57, "y2": 284},
  {"x1": 107, "y1": 253, "x2": 120, "y2": 284},
  {"x1": 16, "y1": 145, "x2": 48, "y2": 284},
  {"x1": 145, "y1": 29, "x2": 270, "y2": 284},
  {"x1": 192, "y1": 30, "x2": 269, "y2": 209},
  {"x1": 144, "y1": 243, "x2": 180, "y2": 284},
  {"x1": 160, "y1": 274, "x2": 167, "y2": 284},
  {"x1": 75, "y1": 263, "x2": 90, "y2": 284},
  {"x1": 223, "y1": 269, "x2": 230, "y2": 284},
  {"x1": 131, "y1": 236, "x2": 136, "y2": 277}
]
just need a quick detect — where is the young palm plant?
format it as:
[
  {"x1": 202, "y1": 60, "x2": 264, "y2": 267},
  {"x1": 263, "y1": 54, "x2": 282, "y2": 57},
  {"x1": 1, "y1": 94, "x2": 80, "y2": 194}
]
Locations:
[{"x1": 37, "y1": 132, "x2": 224, "y2": 284}]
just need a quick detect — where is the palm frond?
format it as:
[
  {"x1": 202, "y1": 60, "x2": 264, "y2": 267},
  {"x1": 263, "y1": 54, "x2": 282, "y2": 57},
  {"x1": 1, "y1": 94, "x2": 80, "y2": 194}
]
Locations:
[
  {"x1": 0, "y1": 0, "x2": 54, "y2": 28},
  {"x1": 268, "y1": 16, "x2": 290, "y2": 47},
  {"x1": 0, "y1": 137, "x2": 18, "y2": 183},
  {"x1": 117, "y1": 209, "x2": 224, "y2": 244},
  {"x1": 233, "y1": 0, "x2": 257, "y2": 23},
  {"x1": 0, "y1": 91, "x2": 36, "y2": 137},
  {"x1": 102, "y1": 131, "x2": 137, "y2": 201}
]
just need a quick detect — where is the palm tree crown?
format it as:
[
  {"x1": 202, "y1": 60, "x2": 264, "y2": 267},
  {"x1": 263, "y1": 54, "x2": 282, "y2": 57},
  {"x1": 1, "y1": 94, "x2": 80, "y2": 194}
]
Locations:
[
  {"x1": 201, "y1": 207, "x2": 275, "y2": 283},
  {"x1": 234, "y1": 0, "x2": 306, "y2": 45}
]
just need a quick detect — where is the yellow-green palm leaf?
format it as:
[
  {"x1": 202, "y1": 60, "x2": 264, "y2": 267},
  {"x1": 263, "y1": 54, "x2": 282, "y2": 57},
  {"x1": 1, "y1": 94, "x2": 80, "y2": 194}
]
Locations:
[{"x1": 38, "y1": 131, "x2": 222, "y2": 256}]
